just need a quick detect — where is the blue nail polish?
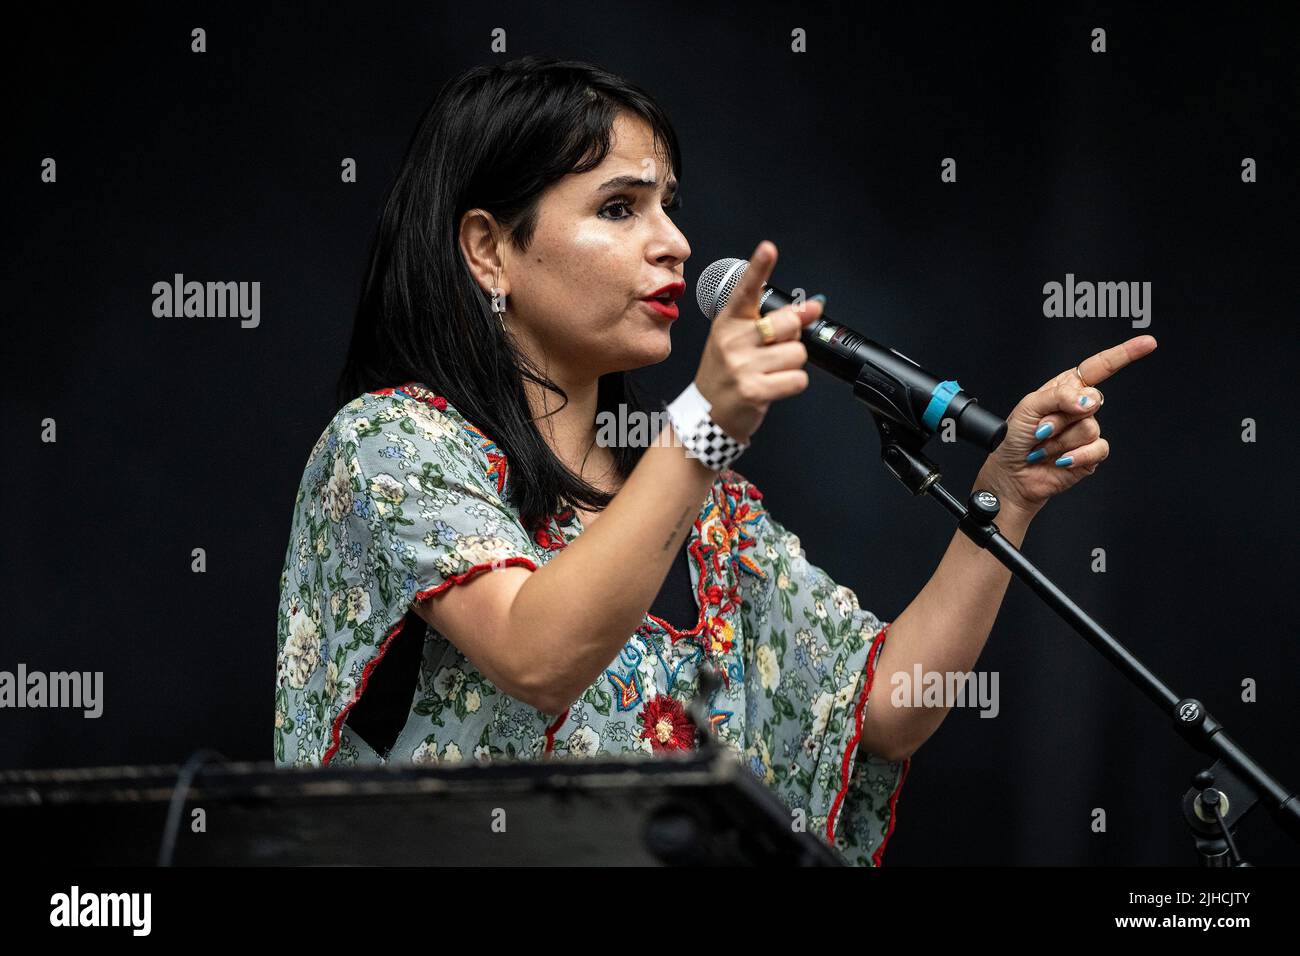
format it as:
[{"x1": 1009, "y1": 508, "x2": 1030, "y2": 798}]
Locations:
[
  {"x1": 1026, "y1": 448, "x2": 1046, "y2": 463},
  {"x1": 1034, "y1": 422, "x2": 1053, "y2": 440},
  {"x1": 1078, "y1": 395, "x2": 1091, "y2": 407},
  {"x1": 811, "y1": 294, "x2": 827, "y2": 304},
  {"x1": 1055, "y1": 455, "x2": 1073, "y2": 467}
]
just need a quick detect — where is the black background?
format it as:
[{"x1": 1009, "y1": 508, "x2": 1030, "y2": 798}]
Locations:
[{"x1": 5, "y1": 2, "x2": 1298, "y2": 865}]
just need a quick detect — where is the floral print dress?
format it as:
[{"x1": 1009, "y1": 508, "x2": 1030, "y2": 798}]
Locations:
[{"x1": 275, "y1": 381, "x2": 911, "y2": 865}]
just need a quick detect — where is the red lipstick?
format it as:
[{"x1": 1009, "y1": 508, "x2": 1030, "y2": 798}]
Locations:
[{"x1": 639, "y1": 281, "x2": 686, "y2": 321}]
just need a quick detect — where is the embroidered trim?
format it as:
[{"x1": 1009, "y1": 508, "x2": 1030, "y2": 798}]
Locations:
[
  {"x1": 557, "y1": 483, "x2": 741, "y2": 693},
  {"x1": 531, "y1": 508, "x2": 571, "y2": 552},
  {"x1": 605, "y1": 669, "x2": 644, "y2": 711},
  {"x1": 648, "y1": 637, "x2": 701, "y2": 696},
  {"x1": 642, "y1": 538, "x2": 714, "y2": 643},
  {"x1": 718, "y1": 471, "x2": 769, "y2": 581},
  {"x1": 456, "y1": 418, "x2": 509, "y2": 496},
  {"x1": 824, "y1": 621, "x2": 910, "y2": 866},
  {"x1": 543, "y1": 707, "x2": 570, "y2": 756},
  {"x1": 323, "y1": 614, "x2": 408, "y2": 766},
  {"x1": 323, "y1": 557, "x2": 542, "y2": 767},
  {"x1": 413, "y1": 557, "x2": 539, "y2": 602},
  {"x1": 386, "y1": 382, "x2": 448, "y2": 412}
]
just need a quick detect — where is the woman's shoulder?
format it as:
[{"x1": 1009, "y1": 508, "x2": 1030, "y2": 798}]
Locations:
[
  {"x1": 316, "y1": 381, "x2": 502, "y2": 483},
  {"x1": 334, "y1": 381, "x2": 468, "y2": 435}
]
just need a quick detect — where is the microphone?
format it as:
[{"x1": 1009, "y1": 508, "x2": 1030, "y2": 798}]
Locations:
[{"x1": 696, "y1": 257, "x2": 1007, "y2": 452}]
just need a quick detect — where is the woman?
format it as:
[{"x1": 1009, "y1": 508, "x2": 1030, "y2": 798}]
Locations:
[{"x1": 273, "y1": 55, "x2": 1156, "y2": 866}]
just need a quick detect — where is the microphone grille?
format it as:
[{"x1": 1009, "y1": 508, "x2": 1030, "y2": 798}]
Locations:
[{"x1": 696, "y1": 257, "x2": 749, "y2": 319}]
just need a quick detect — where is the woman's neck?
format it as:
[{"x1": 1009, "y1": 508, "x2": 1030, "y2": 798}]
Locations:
[{"x1": 522, "y1": 375, "x2": 616, "y2": 487}]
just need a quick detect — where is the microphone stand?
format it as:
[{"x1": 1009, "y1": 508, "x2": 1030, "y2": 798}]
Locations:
[{"x1": 866, "y1": 400, "x2": 1300, "y2": 865}]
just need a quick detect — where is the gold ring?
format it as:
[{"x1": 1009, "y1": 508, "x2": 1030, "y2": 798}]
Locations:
[
  {"x1": 1075, "y1": 364, "x2": 1091, "y2": 389},
  {"x1": 756, "y1": 314, "x2": 777, "y2": 346}
]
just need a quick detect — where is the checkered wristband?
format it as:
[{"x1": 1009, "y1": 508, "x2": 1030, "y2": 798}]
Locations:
[{"x1": 664, "y1": 382, "x2": 748, "y2": 472}]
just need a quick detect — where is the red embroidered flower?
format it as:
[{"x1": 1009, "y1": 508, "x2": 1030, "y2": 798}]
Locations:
[
  {"x1": 392, "y1": 381, "x2": 450, "y2": 412},
  {"x1": 532, "y1": 526, "x2": 565, "y2": 551},
  {"x1": 705, "y1": 584, "x2": 724, "y2": 606},
  {"x1": 640, "y1": 695, "x2": 696, "y2": 752},
  {"x1": 706, "y1": 615, "x2": 735, "y2": 656},
  {"x1": 746, "y1": 484, "x2": 762, "y2": 500},
  {"x1": 484, "y1": 452, "x2": 508, "y2": 495}
]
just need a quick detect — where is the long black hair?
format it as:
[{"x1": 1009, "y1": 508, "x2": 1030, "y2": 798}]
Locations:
[{"x1": 339, "y1": 55, "x2": 683, "y2": 533}]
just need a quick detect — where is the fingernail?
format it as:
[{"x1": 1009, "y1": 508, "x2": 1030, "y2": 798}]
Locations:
[
  {"x1": 1055, "y1": 455, "x2": 1073, "y2": 467},
  {"x1": 810, "y1": 294, "x2": 827, "y2": 304},
  {"x1": 1078, "y1": 395, "x2": 1091, "y2": 407},
  {"x1": 1026, "y1": 448, "x2": 1047, "y2": 463},
  {"x1": 1034, "y1": 422, "x2": 1053, "y2": 440}
]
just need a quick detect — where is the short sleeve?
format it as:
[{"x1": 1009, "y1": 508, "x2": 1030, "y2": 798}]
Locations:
[
  {"x1": 274, "y1": 392, "x2": 538, "y2": 769},
  {"x1": 344, "y1": 393, "x2": 539, "y2": 605},
  {"x1": 731, "y1": 474, "x2": 910, "y2": 866}
]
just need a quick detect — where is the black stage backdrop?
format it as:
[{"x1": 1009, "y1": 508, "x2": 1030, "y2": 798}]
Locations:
[{"x1": 4, "y1": 3, "x2": 1298, "y2": 865}]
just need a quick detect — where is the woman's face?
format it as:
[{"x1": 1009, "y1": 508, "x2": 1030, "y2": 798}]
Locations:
[{"x1": 502, "y1": 112, "x2": 691, "y2": 380}]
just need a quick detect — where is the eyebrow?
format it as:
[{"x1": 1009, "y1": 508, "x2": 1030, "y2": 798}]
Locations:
[{"x1": 595, "y1": 174, "x2": 679, "y2": 196}]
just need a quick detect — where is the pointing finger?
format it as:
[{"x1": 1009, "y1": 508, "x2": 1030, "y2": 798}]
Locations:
[
  {"x1": 721, "y1": 240, "x2": 777, "y2": 320},
  {"x1": 1054, "y1": 335, "x2": 1158, "y2": 389}
]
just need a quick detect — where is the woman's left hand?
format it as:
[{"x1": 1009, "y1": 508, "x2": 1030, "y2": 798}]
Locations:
[{"x1": 974, "y1": 334, "x2": 1158, "y2": 517}]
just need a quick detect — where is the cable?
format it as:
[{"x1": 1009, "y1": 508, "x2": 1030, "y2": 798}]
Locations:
[{"x1": 157, "y1": 748, "x2": 229, "y2": 867}]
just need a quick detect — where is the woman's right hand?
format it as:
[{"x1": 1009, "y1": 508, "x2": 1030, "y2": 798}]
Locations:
[{"x1": 692, "y1": 240, "x2": 822, "y2": 444}]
